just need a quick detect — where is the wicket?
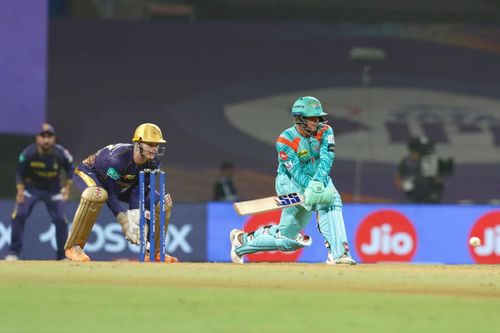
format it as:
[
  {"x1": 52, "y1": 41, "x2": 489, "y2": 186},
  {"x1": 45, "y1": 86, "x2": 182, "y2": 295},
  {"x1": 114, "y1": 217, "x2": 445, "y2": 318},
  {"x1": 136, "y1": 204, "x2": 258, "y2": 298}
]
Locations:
[{"x1": 139, "y1": 169, "x2": 167, "y2": 262}]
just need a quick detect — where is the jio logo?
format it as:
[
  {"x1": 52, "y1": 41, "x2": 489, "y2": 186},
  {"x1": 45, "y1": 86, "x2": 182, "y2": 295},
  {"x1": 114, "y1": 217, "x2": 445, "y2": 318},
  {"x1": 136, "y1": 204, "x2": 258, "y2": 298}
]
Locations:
[
  {"x1": 469, "y1": 211, "x2": 500, "y2": 264},
  {"x1": 355, "y1": 210, "x2": 417, "y2": 263},
  {"x1": 243, "y1": 210, "x2": 303, "y2": 262}
]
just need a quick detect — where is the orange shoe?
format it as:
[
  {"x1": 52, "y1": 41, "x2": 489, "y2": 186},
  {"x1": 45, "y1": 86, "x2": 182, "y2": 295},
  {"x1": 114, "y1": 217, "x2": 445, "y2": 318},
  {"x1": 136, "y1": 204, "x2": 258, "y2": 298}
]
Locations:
[
  {"x1": 144, "y1": 253, "x2": 178, "y2": 263},
  {"x1": 65, "y1": 245, "x2": 91, "y2": 262},
  {"x1": 163, "y1": 254, "x2": 178, "y2": 263}
]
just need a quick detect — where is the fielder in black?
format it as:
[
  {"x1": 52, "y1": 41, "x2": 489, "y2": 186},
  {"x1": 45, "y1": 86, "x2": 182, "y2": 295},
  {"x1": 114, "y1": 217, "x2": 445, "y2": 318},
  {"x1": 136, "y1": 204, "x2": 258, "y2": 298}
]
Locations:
[{"x1": 5, "y1": 124, "x2": 74, "y2": 260}]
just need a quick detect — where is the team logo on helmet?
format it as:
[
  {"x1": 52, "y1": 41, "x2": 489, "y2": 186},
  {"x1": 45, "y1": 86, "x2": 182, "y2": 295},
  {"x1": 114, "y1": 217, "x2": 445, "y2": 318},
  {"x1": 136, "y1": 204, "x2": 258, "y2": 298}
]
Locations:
[{"x1": 309, "y1": 101, "x2": 321, "y2": 109}]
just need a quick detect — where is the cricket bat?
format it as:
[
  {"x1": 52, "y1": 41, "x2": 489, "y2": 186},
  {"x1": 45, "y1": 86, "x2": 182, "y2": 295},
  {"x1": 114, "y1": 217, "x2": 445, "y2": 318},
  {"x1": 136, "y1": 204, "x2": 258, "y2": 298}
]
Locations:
[{"x1": 233, "y1": 193, "x2": 304, "y2": 216}]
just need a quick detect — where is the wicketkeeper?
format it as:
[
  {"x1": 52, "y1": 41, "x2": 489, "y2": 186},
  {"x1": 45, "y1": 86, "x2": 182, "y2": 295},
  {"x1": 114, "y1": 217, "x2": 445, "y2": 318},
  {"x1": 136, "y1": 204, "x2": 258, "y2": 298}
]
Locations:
[
  {"x1": 230, "y1": 96, "x2": 356, "y2": 265},
  {"x1": 64, "y1": 123, "x2": 177, "y2": 262}
]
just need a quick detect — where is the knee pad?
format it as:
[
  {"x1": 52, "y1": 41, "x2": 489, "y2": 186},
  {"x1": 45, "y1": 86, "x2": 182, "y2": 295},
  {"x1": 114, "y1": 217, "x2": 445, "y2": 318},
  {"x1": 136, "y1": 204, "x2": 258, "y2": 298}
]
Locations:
[
  {"x1": 317, "y1": 207, "x2": 350, "y2": 258},
  {"x1": 152, "y1": 194, "x2": 173, "y2": 255},
  {"x1": 65, "y1": 186, "x2": 108, "y2": 249}
]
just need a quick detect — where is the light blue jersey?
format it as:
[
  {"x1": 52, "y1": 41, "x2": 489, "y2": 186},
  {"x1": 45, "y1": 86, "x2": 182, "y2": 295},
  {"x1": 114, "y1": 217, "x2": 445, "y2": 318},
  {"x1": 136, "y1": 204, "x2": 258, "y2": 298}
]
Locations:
[
  {"x1": 232, "y1": 96, "x2": 355, "y2": 264},
  {"x1": 275, "y1": 124, "x2": 342, "y2": 207}
]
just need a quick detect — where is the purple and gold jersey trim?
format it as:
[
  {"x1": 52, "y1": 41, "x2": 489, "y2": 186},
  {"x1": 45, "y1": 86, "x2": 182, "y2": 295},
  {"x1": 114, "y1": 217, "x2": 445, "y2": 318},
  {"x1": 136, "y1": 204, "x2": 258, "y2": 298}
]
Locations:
[{"x1": 75, "y1": 167, "x2": 97, "y2": 186}]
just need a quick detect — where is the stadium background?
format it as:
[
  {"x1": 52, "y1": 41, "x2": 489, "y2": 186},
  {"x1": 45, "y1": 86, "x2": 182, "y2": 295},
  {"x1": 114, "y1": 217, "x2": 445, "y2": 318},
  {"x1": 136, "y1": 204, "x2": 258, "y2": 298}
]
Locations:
[{"x1": 0, "y1": 0, "x2": 499, "y2": 263}]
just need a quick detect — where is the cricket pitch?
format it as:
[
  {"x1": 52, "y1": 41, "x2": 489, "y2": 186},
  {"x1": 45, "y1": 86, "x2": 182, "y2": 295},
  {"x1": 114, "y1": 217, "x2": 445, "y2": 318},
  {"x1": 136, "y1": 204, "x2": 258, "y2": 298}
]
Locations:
[{"x1": 1, "y1": 261, "x2": 499, "y2": 333}]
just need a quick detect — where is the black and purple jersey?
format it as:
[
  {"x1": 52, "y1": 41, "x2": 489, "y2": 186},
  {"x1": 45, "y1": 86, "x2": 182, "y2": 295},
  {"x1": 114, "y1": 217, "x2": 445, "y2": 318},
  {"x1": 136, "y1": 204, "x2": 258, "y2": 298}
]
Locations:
[
  {"x1": 16, "y1": 143, "x2": 74, "y2": 189},
  {"x1": 77, "y1": 143, "x2": 160, "y2": 216}
]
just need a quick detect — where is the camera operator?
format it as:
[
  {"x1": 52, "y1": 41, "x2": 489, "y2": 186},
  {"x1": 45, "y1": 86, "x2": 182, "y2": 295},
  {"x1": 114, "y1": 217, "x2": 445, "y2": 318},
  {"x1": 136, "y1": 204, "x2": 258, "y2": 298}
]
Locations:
[{"x1": 395, "y1": 136, "x2": 454, "y2": 203}]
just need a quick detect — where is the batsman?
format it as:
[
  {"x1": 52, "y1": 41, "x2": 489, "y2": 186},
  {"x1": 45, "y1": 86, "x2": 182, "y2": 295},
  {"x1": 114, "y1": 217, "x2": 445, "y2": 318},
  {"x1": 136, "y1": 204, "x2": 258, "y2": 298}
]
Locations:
[
  {"x1": 64, "y1": 123, "x2": 177, "y2": 262},
  {"x1": 230, "y1": 96, "x2": 356, "y2": 265}
]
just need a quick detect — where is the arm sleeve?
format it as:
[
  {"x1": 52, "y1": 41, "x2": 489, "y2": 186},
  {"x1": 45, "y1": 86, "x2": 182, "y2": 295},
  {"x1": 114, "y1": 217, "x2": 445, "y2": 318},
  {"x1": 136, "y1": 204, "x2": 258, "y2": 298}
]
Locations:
[
  {"x1": 15, "y1": 150, "x2": 30, "y2": 184},
  {"x1": 312, "y1": 125, "x2": 335, "y2": 184},
  {"x1": 276, "y1": 140, "x2": 311, "y2": 189},
  {"x1": 61, "y1": 147, "x2": 75, "y2": 180},
  {"x1": 102, "y1": 157, "x2": 126, "y2": 217}
]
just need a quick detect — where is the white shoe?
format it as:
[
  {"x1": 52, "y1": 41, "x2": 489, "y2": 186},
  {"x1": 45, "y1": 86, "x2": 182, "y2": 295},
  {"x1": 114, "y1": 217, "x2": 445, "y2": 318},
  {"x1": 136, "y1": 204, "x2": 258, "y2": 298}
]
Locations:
[
  {"x1": 4, "y1": 254, "x2": 19, "y2": 261},
  {"x1": 230, "y1": 229, "x2": 244, "y2": 264},
  {"x1": 326, "y1": 253, "x2": 356, "y2": 265}
]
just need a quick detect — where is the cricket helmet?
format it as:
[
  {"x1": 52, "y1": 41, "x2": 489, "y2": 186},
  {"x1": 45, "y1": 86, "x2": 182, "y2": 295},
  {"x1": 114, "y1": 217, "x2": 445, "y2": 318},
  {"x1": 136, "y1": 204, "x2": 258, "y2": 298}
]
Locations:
[
  {"x1": 291, "y1": 96, "x2": 328, "y2": 117},
  {"x1": 132, "y1": 123, "x2": 166, "y2": 144}
]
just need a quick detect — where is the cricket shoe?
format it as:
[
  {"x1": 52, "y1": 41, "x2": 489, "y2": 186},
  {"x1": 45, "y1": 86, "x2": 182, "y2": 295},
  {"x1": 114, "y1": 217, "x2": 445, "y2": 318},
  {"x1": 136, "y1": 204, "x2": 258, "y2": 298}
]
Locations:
[
  {"x1": 65, "y1": 245, "x2": 91, "y2": 262},
  {"x1": 326, "y1": 253, "x2": 357, "y2": 265},
  {"x1": 230, "y1": 229, "x2": 244, "y2": 264},
  {"x1": 144, "y1": 253, "x2": 178, "y2": 263},
  {"x1": 4, "y1": 254, "x2": 19, "y2": 261}
]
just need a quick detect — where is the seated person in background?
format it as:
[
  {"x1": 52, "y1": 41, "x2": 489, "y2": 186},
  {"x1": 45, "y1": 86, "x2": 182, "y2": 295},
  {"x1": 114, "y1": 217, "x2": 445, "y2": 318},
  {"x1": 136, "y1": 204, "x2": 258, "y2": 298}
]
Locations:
[{"x1": 213, "y1": 162, "x2": 238, "y2": 202}]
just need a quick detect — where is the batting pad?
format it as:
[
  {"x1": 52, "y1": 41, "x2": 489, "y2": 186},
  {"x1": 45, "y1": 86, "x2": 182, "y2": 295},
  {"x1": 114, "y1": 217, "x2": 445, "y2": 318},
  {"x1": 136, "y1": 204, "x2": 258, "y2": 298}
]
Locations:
[{"x1": 317, "y1": 206, "x2": 350, "y2": 259}]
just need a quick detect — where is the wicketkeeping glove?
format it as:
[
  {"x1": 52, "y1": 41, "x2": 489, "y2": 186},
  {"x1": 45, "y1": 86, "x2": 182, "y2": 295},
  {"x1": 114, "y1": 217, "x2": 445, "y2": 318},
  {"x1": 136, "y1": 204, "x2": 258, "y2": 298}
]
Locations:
[{"x1": 117, "y1": 211, "x2": 143, "y2": 245}]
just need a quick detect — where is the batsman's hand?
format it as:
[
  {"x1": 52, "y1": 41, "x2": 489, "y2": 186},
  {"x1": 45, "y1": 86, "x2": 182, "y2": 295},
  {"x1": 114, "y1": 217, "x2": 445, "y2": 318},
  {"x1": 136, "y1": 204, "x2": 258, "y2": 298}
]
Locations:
[{"x1": 304, "y1": 180, "x2": 333, "y2": 209}]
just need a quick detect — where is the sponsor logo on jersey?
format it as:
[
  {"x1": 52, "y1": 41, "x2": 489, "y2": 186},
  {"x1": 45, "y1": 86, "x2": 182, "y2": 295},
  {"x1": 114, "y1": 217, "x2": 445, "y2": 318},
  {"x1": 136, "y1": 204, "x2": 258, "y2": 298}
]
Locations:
[
  {"x1": 298, "y1": 150, "x2": 308, "y2": 158},
  {"x1": 33, "y1": 170, "x2": 57, "y2": 178},
  {"x1": 30, "y1": 161, "x2": 46, "y2": 168},
  {"x1": 279, "y1": 151, "x2": 288, "y2": 161},
  {"x1": 106, "y1": 167, "x2": 122, "y2": 180}
]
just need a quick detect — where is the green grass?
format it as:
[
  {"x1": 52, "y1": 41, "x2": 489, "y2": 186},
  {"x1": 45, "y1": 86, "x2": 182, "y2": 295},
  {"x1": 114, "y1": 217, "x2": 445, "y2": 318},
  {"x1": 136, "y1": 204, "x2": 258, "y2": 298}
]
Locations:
[{"x1": 0, "y1": 262, "x2": 499, "y2": 333}]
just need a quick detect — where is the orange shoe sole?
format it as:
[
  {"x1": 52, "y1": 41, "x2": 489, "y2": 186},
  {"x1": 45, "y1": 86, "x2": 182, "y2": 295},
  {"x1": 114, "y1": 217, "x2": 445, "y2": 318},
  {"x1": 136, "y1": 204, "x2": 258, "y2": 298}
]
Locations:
[
  {"x1": 64, "y1": 249, "x2": 91, "y2": 262},
  {"x1": 144, "y1": 254, "x2": 178, "y2": 263}
]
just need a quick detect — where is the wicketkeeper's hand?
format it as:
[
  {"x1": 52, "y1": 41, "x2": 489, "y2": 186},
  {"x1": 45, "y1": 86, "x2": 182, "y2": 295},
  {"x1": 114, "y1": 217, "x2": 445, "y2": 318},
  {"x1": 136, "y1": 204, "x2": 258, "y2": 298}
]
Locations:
[
  {"x1": 117, "y1": 211, "x2": 143, "y2": 245},
  {"x1": 304, "y1": 180, "x2": 333, "y2": 210}
]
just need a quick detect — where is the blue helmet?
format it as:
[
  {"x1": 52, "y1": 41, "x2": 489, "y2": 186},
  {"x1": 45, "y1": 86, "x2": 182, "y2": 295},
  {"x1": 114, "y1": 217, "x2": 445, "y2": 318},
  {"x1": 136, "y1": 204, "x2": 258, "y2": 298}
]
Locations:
[{"x1": 291, "y1": 96, "x2": 328, "y2": 117}]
